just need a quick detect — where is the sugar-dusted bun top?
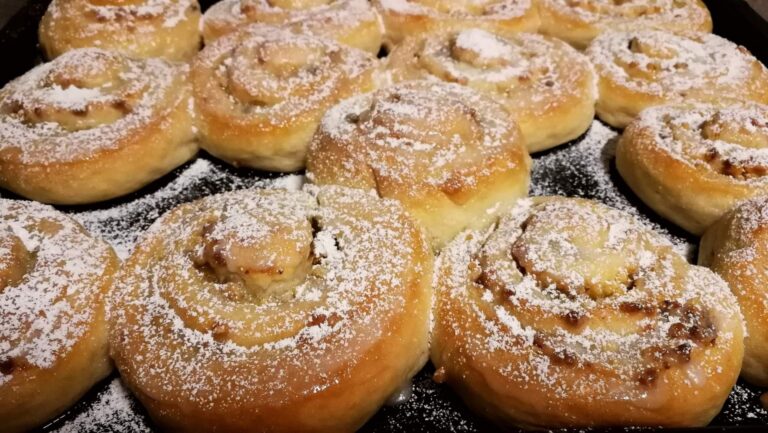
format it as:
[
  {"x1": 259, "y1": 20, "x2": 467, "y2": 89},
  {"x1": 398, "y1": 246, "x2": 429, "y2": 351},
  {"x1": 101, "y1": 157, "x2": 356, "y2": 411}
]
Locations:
[
  {"x1": 436, "y1": 197, "x2": 743, "y2": 400},
  {"x1": 376, "y1": 0, "x2": 534, "y2": 19},
  {"x1": 310, "y1": 80, "x2": 526, "y2": 196},
  {"x1": 194, "y1": 25, "x2": 376, "y2": 124},
  {"x1": 0, "y1": 48, "x2": 189, "y2": 165},
  {"x1": 587, "y1": 30, "x2": 768, "y2": 100},
  {"x1": 110, "y1": 185, "x2": 431, "y2": 406},
  {"x1": 0, "y1": 199, "x2": 116, "y2": 383},
  {"x1": 628, "y1": 103, "x2": 768, "y2": 184}
]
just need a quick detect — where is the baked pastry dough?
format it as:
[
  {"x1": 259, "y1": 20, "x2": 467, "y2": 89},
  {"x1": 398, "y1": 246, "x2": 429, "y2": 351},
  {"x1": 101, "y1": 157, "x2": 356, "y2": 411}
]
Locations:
[
  {"x1": 192, "y1": 25, "x2": 377, "y2": 172},
  {"x1": 39, "y1": 0, "x2": 202, "y2": 61},
  {"x1": 386, "y1": 28, "x2": 596, "y2": 152},
  {"x1": 306, "y1": 80, "x2": 531, "y2": 248},
  {"x1": 110, "y1": 186, "x2": 432, "y2": 433},
  {"x1": 0, "y1": 199, "x2": 118, "y2": 433},
  {"x1": 0, "y1": 48, "x2": 197, "y2": 204},
  {"x1": 700, "y1": 196, "x2": 768, "y2": 386},
  {"x1": 616, "y1": 103, "x2": 768, "y2": 235},
  {"x1": 538, "y1": 0, "x2": 712, "y2": 49},
  {"x1": 202, "y1": 0, "x2": 382, "y2": 54},
  {"x1": 372, "y1": 0, "x2": 540, "y2": 47},
  {"x1": 587, "y1": 30, "x2": 768, "y2": 128},
  {"x1": 433, "y1": 197, "x2": 744, "y2": 429}
]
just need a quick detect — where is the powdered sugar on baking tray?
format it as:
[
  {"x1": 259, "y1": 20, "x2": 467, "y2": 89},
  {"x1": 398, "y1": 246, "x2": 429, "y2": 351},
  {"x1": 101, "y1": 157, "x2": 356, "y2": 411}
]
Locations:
[
  {"x1": 72, "y1": 158, "x2": 304, "y2": 259},
  {"x1": 53, "y1": 379, "x2": 151, "y2": 433},
  {"x1": 587, "y1": 30, "x2": 764, "y2": 98},
  {"x1": 0, "y1": 199, "x2": 113, "y2": 386},
  {"x1": 531, "y1": 119, "x2": 694, "y2": 257}
]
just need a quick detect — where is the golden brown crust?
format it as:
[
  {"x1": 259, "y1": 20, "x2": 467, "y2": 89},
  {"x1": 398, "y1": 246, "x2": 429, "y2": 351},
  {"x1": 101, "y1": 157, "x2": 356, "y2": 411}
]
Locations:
[
  {"x1": 0, "y1": 49, "x2": 197, "y2": 205},
  {"x1": 616, "y1": 103, "x2": 768, "y2": 235},
  {"x1": 386, "y1": 28, "x2": 596, "y2": 152},
  {"x1": 373, "y1": 0, "x2": 540, "y2": 47},
  {"x1": 538, "y1": 0, "x2": 712, "y2": 49},
  {"x1": 39, "y1": 0, "x2": 202, "y2": 61},
  {"x1": 700, "y1": 197, "x2": 768, "y2": 386},
  {"x1": 202, "y1": 0, "x2": 383, "y2": 54},
  {"x1": 587, "y1": 30, "x2": 768, "y2": 128},
  {"x1": 306, "y1": 80, "x2": 531, "y2": 248},
  {"x1": 0, "y1": 200, "x2": 118, "y2": 433},
  {"x1": 433, "y1": 197, "x2": 744, "y2": 429},
  {"x1": 192, "y1": 25, "x2": 377, "y2": 172},
  {"x1": 109, "y1": 186, "x2": 432, "y2": 433}
]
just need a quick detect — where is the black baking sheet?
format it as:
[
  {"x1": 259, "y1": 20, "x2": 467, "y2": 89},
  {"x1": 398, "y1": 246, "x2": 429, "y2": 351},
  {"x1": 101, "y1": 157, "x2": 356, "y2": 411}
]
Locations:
[{"x1": 1, "y1": 0, "x2": 768, "y2": 431}]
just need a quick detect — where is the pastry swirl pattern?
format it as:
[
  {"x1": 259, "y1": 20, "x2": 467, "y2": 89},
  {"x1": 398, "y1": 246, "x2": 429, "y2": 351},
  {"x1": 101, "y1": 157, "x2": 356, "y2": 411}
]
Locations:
[{"x1": 432, "y1": 197, "x2": 744, "y2": 428}]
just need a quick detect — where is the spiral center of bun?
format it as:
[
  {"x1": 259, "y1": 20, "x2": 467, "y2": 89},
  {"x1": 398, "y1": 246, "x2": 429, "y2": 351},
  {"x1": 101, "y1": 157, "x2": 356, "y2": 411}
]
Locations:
[
  {"x1": 696, "y1": 111, "x2": 768, "y2": 179},
  {"x1": 226, "y1": 38, "x2": 328, "y2": 106},
  {"x1": 0, "y1": 229, "x2": 32, "y2": 293},
  {"x1": 2, "y1": 50, "x2": 133, "y2": 131},
  {"x1": 266, "y1": 0, "x2": 333, "y2": 9},
  {"x1": 450, "y1": 30, "x2": 514, "y2": 68},
  {"x1": 356, "y1": 88, "x2": 483, "y2": 149},
  {"x1": 193, "y1": 215, "x2": 314, "y2": 303},
  {"x1": 510, "y1": 201, "x2": 643, "y2": 299}
]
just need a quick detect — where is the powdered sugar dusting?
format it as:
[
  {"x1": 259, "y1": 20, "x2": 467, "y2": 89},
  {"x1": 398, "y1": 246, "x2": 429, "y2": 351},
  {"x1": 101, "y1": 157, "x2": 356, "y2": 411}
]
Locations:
[
  {"x1": 588, "y1": 30, "x2": 768, "y2": 99},
  {"x1": 53, "y1": 378, "x2": 151, "y2": 433},
  {"x1": 435, "y1": 196, "x2": 744, "y2": 410},
  {"x1": 0, "y1": 48, "x2": 189, "y2": 164},
  {"x1": 109, "y1": 185, "x2": 429, "y2": 412},
  {"x1": 0, "y1": 199, "x2": 114, "y2": 383},
  {"x1": 630, "y1": 103, "x2": 768, "y2": 185}
]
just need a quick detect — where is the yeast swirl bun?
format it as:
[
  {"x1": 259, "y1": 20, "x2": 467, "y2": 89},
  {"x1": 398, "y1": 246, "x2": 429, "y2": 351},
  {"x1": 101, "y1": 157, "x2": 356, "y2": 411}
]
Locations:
[
  {"x1": 0, "y1": 48, "x2": 197, "y2": 204},
  {"x1": 538, "y1": 0, "x2": 712, "y2": 49},
  {"x1": 373, "y1": 0, "x2": 540, "y2": 47},
  {"x1": 192, "y1": 25, "x2": 377, "y2": 172},
  {"x1": 616, "y1": 103, "x2": 768, "y2": 235},
  {"x1": 700, "y1": 197, "x2": 768, "y2": 386},
  {"x1": 0, "y1": 200, "x2": 118, "y2": 433},
  {"x1": 433, "y1": 197, "x2": 744, "y2": 429},
  {"x1": 386, "y1": 28, "x2": 596, "y2": 152},
  {"x1": 39, "y1": 0, "x2": 202, "y2": 61},
  {"x1": 110, "y1": 186, "x2": 432, "y2": 433},
  {"x1": 306, "y1": 80, "x2": 531, "y2": 248},
  {"x1": 202, "y1": 0, "x2": 382, "y2": 54},
  {"x1": 587, "y1": 30, "x2": 768, "y2": 128}
]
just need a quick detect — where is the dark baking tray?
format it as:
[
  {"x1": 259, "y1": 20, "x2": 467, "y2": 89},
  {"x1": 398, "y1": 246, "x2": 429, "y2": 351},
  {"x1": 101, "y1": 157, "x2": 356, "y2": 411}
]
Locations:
[{"x1": 1, "y1": 0, "x2": 768, "y2": 431}]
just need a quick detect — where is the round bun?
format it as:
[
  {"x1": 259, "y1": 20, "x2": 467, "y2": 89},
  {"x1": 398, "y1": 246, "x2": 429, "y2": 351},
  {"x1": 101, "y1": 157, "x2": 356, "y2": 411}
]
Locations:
[
  {"x1": 372, "y1": 0, "x2": 540, "y2": 47},
  {"x1": 192, "y1": 25, "x2": 377, "y2": 172},
  {"x1": 432, "y1": 197, "x2": 744, "y2": 429},
  {"x1": 700, "y1": 196, "x2": 768, "y2": 386},
  {"x1": 0, "y1": 48, "x2": 197, "y2": 204},
  {"x1": 0, "y1": 199, "x2": 118, "y2": 433},
  {"x1": 39, "y1": 0, "x2": 202, "y2": 61},
  {"x1": 386, "y1": 28, "x2": 596, "y2": 153},
  {"x1": 306, "y1": 80, "x2": 531, "y2": 248},
  {"x1": 110, "y1": 186, "x2": 432, "y2": 433},
  {"x1": 202, "y1": 0, "x2": 382, "y2": 54},
  {"x1": 538, "y1": 0, "x2": 711, "y2": 49},
  {"x1": 616, "y1": 103, "x2": 768, "y2": 235},
  {"x1": 587, "y1": 30, "x2": 768, "y2": 128}
]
